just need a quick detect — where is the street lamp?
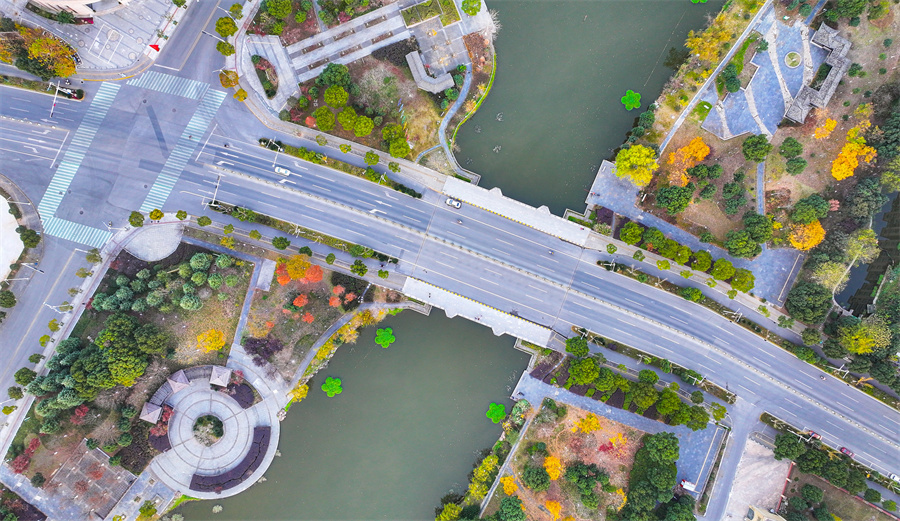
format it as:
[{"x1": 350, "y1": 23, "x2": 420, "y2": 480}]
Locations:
[
  {"x1": 4, "y1": 200, "x2": 32, "y2": 206},
  {"x1": 43, "y1": 302, "x2": 65, "y2": 314},
  {"x1": 20, "y1": 263, "x2": 44, "y2": 274},
  {"x1": 1, "y1": 278, "x2": 29, "y2": 285},
  {"x1": 104, "y1": 221, "x2": 125, "y2": 232}
]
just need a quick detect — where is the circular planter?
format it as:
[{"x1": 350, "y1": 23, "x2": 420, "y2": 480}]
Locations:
[{"x1": 785, "y1": 52, "x2": 802, "y2": 68}]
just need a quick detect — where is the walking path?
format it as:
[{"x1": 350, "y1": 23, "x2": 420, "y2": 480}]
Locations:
[{"x1": 658, "y1": 0, "x2": 774, "y2": 153}]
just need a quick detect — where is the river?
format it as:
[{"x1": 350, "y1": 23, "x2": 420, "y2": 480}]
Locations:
[
  {"x1": 177, "y1": 310, "x2": 529, "y2": 520},
  {"x1": 455, "y1": 0, "x2": 725, "y2": 214}
]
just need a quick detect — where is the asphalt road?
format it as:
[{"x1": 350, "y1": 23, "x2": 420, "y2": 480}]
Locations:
[{"x1": 0, "y1": 22, "x2": 896, "y2": 508}]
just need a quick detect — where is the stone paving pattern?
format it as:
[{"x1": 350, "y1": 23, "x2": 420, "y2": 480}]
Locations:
[
  {"x1": 122, "y1": 222, "x2": 184, "y2": 261},
  {"x1": 702, "y1": 8, "x2": 828, "y2": 138}
]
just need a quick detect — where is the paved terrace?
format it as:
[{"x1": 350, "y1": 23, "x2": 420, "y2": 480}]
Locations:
[{"x1": 286, "y1": 4, "x2": 411, "y2": 83}]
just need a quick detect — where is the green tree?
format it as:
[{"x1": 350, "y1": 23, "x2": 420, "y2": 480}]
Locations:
[
  {"x1": 686, "y1": 405, "x2": 709, "y2": 431},
  {"x1": 521, "y1": 465, "x2": 550, "y2": 492},
  {"x1": 197, "y1": 216, "x2": 212, "y2": 226},
  {"x1": 619, "y1": 221, "x2": 644, "y2": 245},
  {"x1": 265, "y1": 0, "x2": 291, "y2": 18},
  {"x1": 832, "y1": 0, "x2": 866, "y2": 17},
  {"x1": 785, "y1": 157, "x2": 808, "y2": 175},
  {"x1": 18, "y1": 228, "x2": 40, "y2": 248},
  {"x1": 568, "y1": 358, "x2": 599, "y2": 385},
  {"x1": 14, "y1": 368, "x2": 36, "y2": 386},
  {"x1": 864, "y1": 488, "x2": 881, "y2": 503},
  {"x1": 743, "y1": 212, "x2": 773, "y2": 243},
  {"x1": 663, "y1": 495, "x2": 696, "y2": 521},
  {"x1": 272, "y1": 236, "x2": 291, "y2": 250},
  {"x1": 656, "y1": 183, "x2": 695, "y2": 214},
  {"x1": 643, "y1": 431, "x2": 680, "y2": 464},
  {"x1": 0, "y1": 290, "x2": 16, "y2": 308},
  {"x1": 779, "y1": 137, "x2": 803, "y2": 158},
  {"x1": 133, "y1": 324, "x2": 169, "y2": 356},
  {"x1": 631, "y1": 381, "x2": 659, "y2": 410},
  {"x1": 846, "y1": 228, "x2": 880, "y2": 265},
  {"x1": 461, "y1": 0, "x2": 481, "y2": 15},
  {"x1": 325, "y1": 253, "x2": 336, "y2": 264},
  {"x1": 351, "y1": 259, "x2": 368, "y2": 276},
  {"x1": 485, "y1": 402, "x2": 505, "y2": 423},
  {"x1": 742, "y1": 134, "x2": 773, "y2": 162},
  {"x1": 364, "y1": 151, "x2": 379, "y2": 165},
  {"x1": 785, "y1": 282, "x2": 832, "y2": 323},
  {"x1": 792, "y1": 194, "x2": 829, "y2": 224},
  {"x1": 730, "y1": 268, "x2": 755, "y2": 292},
  {"x1": 497, "y1": 496, "x2": 526, "y2": 521},
  {"x1": 214, "y1": 17, "x2": 238, "y2": 37},
  {"x1": 710, "y1": 259, "x2": 735, "y2": 280},
  {"x1": 313, "y1": 106, "x2": 335, "y2": 132},
  {"x1": 316, "y1": 63, "x2": 351, "y2": 89},
  {"x1": 436, "y1": 503, "x2": 462, "y2": 521},
  {"x1": 7, "y1": 387, "x2": 23, "y2": 400},
  {"x1": 389, "y1": 139, "x2": 411, "y2": 158},
  {"x1": 129, "y1": 211, "x2": 144, "y2": 227},
  {"x1": 336, "y1": 106, "x2": 357, "y2": 131},
  {"x1": 802, "y1": 328, "x2": 822, "y2": 345},
  {"x1": 774, "y1": 432, "x2": 807, "y2": 461},
  {"x1": 388, "y1": 162, "x2": 400, "y2": 173},
  {"x1": 324, "y1": 85, "x2": 349, "y2": 108},
  {"x1": 353, "y1": 115, "x2": 374, "y2": 137},
  {"x1": 614, "y1": 145, "x2": 659, "y2": 187},
  {"x1": 638, "y1": 369, "x2": 659, "y2": 384},
  {"x1": 215, "y1": 41, "x2": 236, "y2": 57},
  {"x1": 838, "y1": 315, "x2": 891, "y2": 354},
  {"x1": 681, "y1": 287, "x2": 702, "y2": 301},
  {"x1": 724, "y1": 230, "x2": 762, "y2": 258},
  {"x1": 690, "y1": 390, "x2": 704, "y2": 404},
  {"x1": 565, "y1": 337, "x2": 589, "y2": 357},
  {"x1": 655, "y1": 388, "x2": 681, "y2": 416},
  {"x1": 691, "y1": 251, "x2": 712, "y2": 272}
]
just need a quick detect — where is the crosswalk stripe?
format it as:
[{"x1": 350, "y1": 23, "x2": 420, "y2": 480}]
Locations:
[
  {"x1": 41, "y1": 217, "x2": 112, "y2": 248},
  {"x1": 38, "y1": 82, "x2": 120, "y2": 218},
  {"x1": 139, "y1": 89, "x2": 226, "y2": 213},
  {"x1": 127, "y1": 70, "x2": 210, "y2": 100}
]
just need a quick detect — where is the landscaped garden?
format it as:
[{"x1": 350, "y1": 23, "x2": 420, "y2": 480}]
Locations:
[
  {"x1": 193, "y1": 415, "x2": 225, "y2": 446},
  {"x1": 281, "y1": 40, "x2": 454, "y2": 159},
  {"x1": 247, "y1": 0, "x2": 319, "y2": 45},
  {"x1": 251, "y1": 55, "x2": 279, "y2": 99},
  {"x1": 5, "y1": 242, "x2": 254, "y2": 482},
  {"x1": 242, "y1": 249, "x2": 406, "y2": 380}
]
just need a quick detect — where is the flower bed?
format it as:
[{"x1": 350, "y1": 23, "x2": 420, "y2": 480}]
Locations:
[{"x1": 251, "y1": 55, "x2": 278, "y2": 98}]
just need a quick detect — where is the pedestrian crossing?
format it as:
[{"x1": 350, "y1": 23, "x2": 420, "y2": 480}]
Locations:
[
  {"x1": 38, "y1": 82, "x2": 120, "y2": 217},
  {"x1": 127, "y1": 70, "x2": 210, "y2": 100},
  {"x1": 140, "y1": 88, "x2": 227, "y2": 213},
  {"x1": 41, "y1": 216, "x2": 112, "y2": 248}
]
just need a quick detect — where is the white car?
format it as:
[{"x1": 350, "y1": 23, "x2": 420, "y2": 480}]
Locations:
[
  {"x1": 274, "y1": 166, "x2": 292, "y2": 176},
  {"x1": 445, "y1": 198, "x2": 461, "y2": 209},
  {"x1": 890, "y1": 473, "x2": 900, "y2": 484}
]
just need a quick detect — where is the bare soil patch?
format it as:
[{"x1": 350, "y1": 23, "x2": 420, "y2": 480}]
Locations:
[{"x1": 787, "y1": 466, "x2": 893, "y2": 521}]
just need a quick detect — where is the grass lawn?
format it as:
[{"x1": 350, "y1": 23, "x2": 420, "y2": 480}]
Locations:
[
  {"x1": 787, "y1": 467, "x2": 893, "y2": 521},
  {"x1": 401, "y1": 5, "x2": 422, "y2": 25}
]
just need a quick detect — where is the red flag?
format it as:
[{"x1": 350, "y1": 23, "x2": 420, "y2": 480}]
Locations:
[{"x1": 149, "y1": 44, "x2": 160, "y2": 51}]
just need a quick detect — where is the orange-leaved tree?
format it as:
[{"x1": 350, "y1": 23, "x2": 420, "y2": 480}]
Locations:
[
  {"x1": 544, "y1": 456, "x2": 563, "y2": 480},
  {"x1": 197, "y1": 329, "x2": 226, "y2": 352},
  {"x1": 292, "y1": 294, "x2": 309, "y2": 307},
  {"x1": 667, "y1": 137, "x2": 710, "y2": 186},
  {"x1": 789, "y1": 220, "x2": 826, "y2": 250},
  {"x1": 305, "y1": 264, "x2": 323, "y2": 283}
]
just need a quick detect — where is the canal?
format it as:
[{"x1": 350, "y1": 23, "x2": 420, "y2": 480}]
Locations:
[
  {"x1": 177, "y1": 310, "x2": 529, "y2": 520},
  {"x1": 455, "y1": 0, "x2": 725, "y2": 214}
]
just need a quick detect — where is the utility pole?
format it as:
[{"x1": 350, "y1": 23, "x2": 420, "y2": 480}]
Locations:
[
  {"x1": 21, "y1": 263, "x2": 44, "y2": 274},
  {"x1": 49, "y1": 81, "x2": 60, "y2": 118}
]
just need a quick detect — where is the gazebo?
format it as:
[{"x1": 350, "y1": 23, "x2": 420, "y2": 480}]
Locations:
[
  {"x1": 167, "y1": 369, "x2": 190, "y2": 393},
  {"x1": 140, "y1": 402, "x2": 162, "y2": 423},
  {"x1": 209, "y1": 366, "x2": 232, "y2": 387}
]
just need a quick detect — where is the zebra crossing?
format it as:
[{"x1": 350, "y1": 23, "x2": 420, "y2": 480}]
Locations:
[
  {"x1": 37, "y1": 82, "x2": 120, "y2": 218},
  {"x1": 41, "y1": 216, "x2": 112, "y2": 248},
  {"x1": 140, "y1": 88, "x2": 227, "y2": 213},
  {"x1": 37, "y1": 82, "x2": 119, "y2": 247},
  {"x1": 127, "y1": 70, "x2": 210, "y2": 100}
]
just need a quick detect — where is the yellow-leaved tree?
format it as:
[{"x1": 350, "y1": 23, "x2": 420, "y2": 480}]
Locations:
[
  {"x1": 789, "y1": 220, "x2": 826, "y2": 250},
  {"x1": 285, "y1": 254, "x2": 311, "y2": 280},
  {"x1": 814, "y1": 118, "x2": 836, "y2": 139},
  {"x1": 197, "y1": 329, "x2": 226, "y2": 352},
  {"x1": 574, "y1": 413, "x2": 602, "y2": 434},
  {"x1": 500, "y1": 475, "x2": 518, "y2": 495},
  {"x1": 544, "y1": 455, "x2": 563, "y2": 480},
  {"x1": 831, "y1": 141, "x2": 876, "y2": 180},
  {"x1": 614, "y1": 145, "x2": 659, "y2": 187},
  {"x1": 545, "y1": 501, "x2": 562, "y2": 521},
  {"x1": 288, "y1": 383, "x2": 308, "y2": 403}
]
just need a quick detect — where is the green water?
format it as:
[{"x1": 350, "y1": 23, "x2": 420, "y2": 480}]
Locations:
[
  {"x1": 177, "y1": 311, "x2": 528, "y2": 520},
  {"x1": 455, "y1": 0, "x2": 725, "y2": 214}
]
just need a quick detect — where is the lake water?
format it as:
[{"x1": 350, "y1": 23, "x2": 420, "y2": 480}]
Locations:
[
  {"x1": 177, "y1": 310, "x2": 528, "y2": 520},
  {"x1": 455, "y1": 0, "x2": 724, "y2": 214}
]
